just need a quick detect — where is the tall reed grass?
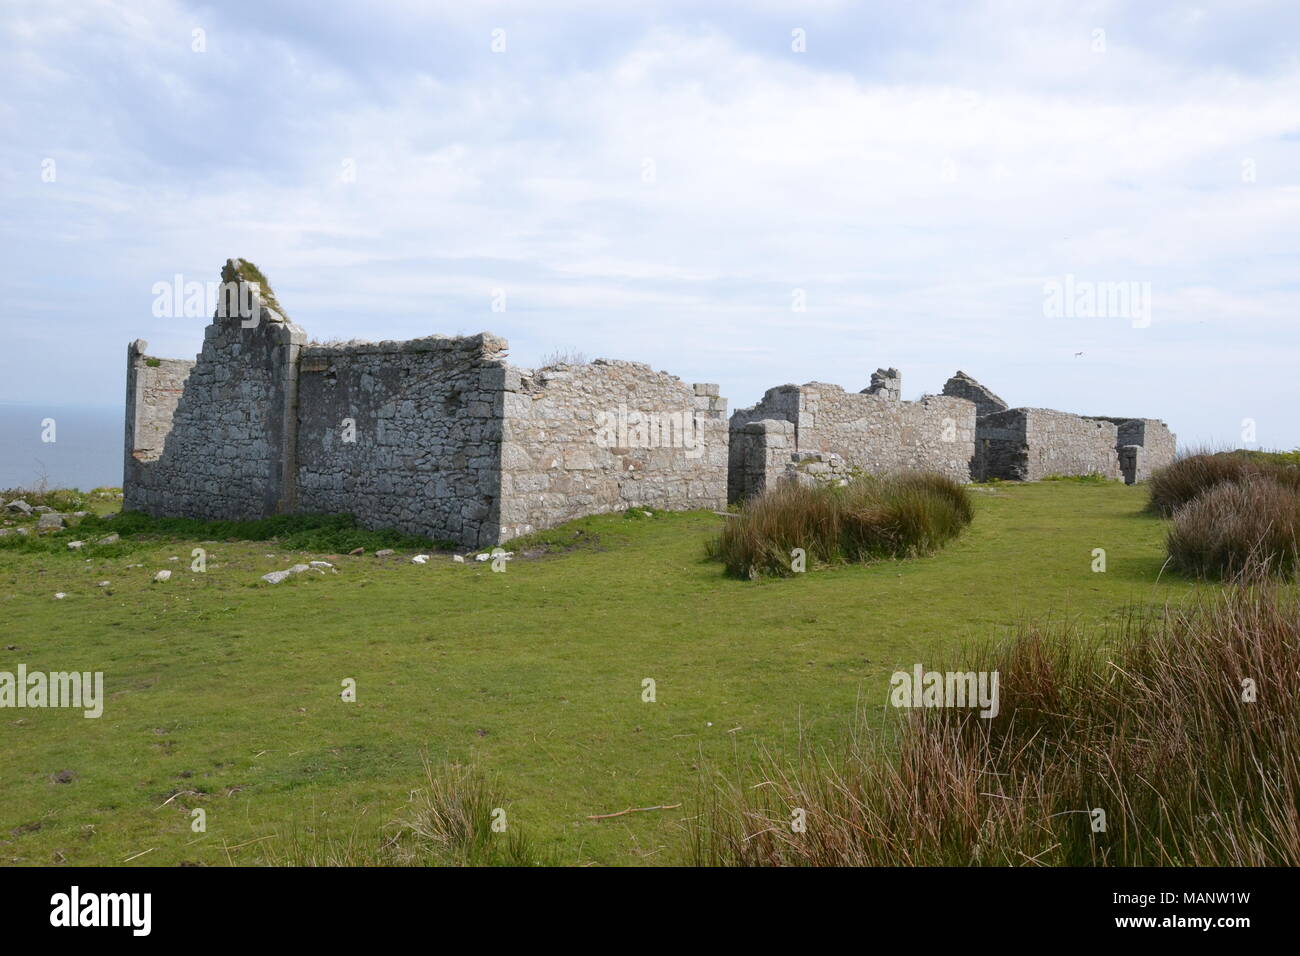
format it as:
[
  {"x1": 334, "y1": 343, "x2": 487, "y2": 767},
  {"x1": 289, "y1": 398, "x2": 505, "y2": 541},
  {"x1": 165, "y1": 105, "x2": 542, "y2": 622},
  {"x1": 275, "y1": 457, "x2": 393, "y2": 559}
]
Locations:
[
  {"x1": 1166, "y1": 475, "x2": 1300, "y2": 579},
  {"x1": 691, "y1": 580, "x2": 1300, "y2": 866},
  {"x1": 1147, "y1": 449, "x2": 1300, "y2": 517},
  {"x1": 708, "y1": 472, "x2": 973, "y2": 578}
]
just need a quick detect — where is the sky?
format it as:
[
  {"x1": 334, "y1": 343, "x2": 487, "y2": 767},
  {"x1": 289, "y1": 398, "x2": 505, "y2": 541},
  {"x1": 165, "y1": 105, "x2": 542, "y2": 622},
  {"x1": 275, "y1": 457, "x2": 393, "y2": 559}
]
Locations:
[{"x1": 2, "y1": 0, "x2": 1298, "y2": 450}]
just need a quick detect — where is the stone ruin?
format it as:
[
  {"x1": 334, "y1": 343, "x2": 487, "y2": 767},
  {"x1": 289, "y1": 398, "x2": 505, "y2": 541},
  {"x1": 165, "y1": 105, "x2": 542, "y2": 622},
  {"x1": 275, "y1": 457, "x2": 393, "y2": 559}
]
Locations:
[
  {"x1": 125, "y1": 260, "x2": 727, "y2": 548},
  {"x1": 123, "y1": 260, "x2": 1176, "y2": 546},
  {"x1": 938, "y1": 371, "x2": 1176, "y2": 484}
]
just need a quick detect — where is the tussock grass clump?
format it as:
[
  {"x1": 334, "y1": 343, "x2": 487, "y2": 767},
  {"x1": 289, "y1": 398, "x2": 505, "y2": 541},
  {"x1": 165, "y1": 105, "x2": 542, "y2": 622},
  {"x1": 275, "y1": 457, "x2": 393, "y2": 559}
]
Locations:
[
  {"x1": 708, "y1": 472, "x2": 973, "y2": 578},
  {"x1": 1166, "y1": 475, "x2": 1300, "y2": 579},
  {"x1": 267, "y1": 760, "x2": 546, "y2": 867},
  {"x1": 1147, "y1": 450, "x2": 1300, "y2": 517},
  {"x1": 692, "y1": 583, "x2": 1300, "y2": 866}
]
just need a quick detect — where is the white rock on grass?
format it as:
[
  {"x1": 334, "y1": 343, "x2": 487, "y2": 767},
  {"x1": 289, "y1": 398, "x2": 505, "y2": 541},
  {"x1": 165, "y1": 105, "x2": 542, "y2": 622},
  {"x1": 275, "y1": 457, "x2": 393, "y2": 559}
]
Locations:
[
  {"x1": 99, "y1": 533, "x2": 120, "y2": 545},
  {"x1": 262, "y1": 564, "x2": 315, "y2": 585},
  {"x1": 412, "y1": 554, "x2": 429, "y2": 564},
  {"x1": 97, "y1": 581, "x2": 110, "y2": 587},
  {"x1": 6, "y1": 499, "x2": 32, "y2": 515},
  {"x1": 153, "y1": 570, "x2": 172, "y2": 582},
  {"x1": 452, "y1": 555, "x2": 465, "y2": 563},
  {"x1": 67, "y1": 541, "x2": 85, "y2": 551},
  {"x1": 309, "y1": 560, "x2": 333, "y2": 569},
  {"x1": 54, "y1": 592, "x2": 67, "y2": 600},
  {"x1": 375, "y1": 549, "x2": 395, "y2": 557},
  {"x1": 475, "y1": 553, "x2": 491, "y2": 562}
]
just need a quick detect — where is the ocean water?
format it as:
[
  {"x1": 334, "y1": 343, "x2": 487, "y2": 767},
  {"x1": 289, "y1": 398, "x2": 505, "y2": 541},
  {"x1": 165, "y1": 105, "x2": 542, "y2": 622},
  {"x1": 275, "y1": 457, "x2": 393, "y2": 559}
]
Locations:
[{"x1": 0, "y1": 403, "x2": 124, "y2": 491}]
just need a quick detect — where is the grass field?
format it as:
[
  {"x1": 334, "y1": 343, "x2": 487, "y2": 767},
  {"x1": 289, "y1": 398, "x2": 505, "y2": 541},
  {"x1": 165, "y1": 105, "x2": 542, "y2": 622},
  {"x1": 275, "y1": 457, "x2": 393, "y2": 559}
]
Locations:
[{"x1": 0, "y1": 481, "x2": 1205, "y2": 866}]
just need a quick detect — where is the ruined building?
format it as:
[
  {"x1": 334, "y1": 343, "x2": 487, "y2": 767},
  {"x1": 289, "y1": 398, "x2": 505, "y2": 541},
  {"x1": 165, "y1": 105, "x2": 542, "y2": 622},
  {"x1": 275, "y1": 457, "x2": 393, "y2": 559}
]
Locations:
[
  {"x1": 124, "y1": 261, "x2": 1175, "y2": 546},
  {"x1": 124, "y1": 260, "x2": 728, "y2": 548},
  {"x1": 938, "y1": 371, "x2": 1176, "y2": 484}
]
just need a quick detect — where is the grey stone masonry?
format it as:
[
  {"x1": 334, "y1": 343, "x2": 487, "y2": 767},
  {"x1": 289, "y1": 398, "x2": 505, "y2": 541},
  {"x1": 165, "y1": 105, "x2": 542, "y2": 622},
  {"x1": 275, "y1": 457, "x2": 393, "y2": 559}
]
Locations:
[
  {"x1": 295, "y1": 333, "x2": 509, "y2": 548},
  {"x1": 728, "y1": 375, "x2": 977, "y2": 501},
  {"x1": 952, "y1": 372, "x2": 1175, "y2": 485},
  {"x1": 863, "y1": 367, "x2": 901, "y2": 401},
  {"x1": 1088, "y1": 416, "x2": 1177, "y2": 482},
  {"x1": 497, "y1": 361, "x2": 728, "y2": 541},
  {"x1": 973, "y1": 407, "x2": 1122, "y2": 481},
  {"x1": 730, "y1": 419, "x2": 795, "y2": 503},
  {"x1": 124, "y1": 259, "x2": 727, "y2": 547},
  {"x1": 942, "y1": 371, "x2": 1009, "y2": 419},
  {"x1": 124, "y1": 262, "x2": 1178, "y2": 530},
  {"x1": 125, "y1": 259, "x2": 305, "y2": 520}
]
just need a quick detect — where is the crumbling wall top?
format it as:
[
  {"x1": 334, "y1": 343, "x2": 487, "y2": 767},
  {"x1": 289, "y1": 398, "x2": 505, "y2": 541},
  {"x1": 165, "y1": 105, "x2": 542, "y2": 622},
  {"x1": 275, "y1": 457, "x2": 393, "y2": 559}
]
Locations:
[{"x1": 942, "y1": 371, "x2": 1009, "y2": 418}]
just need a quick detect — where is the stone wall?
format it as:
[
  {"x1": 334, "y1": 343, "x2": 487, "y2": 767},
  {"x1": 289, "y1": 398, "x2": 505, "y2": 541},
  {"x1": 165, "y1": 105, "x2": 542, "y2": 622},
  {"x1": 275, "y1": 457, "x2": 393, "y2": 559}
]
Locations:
[
  {"x1": 125, "y1": 261, "x2": 1179, "y2": 538},
  {"x1": 498, "y1": 360, "x2": 728, "y2": 539},
  {"x1": 295, "y1": 334, "x2": 508, "y2": 548},
  {"x1": 729, "y1": 419, "x2": 796, "y2": 503},
  {"x1": 124, "y1": 260, "x2": 305, "y2": 519},
  {"x1": 727, "y1": 376, "x2": 977, "y2": 501},
  {"x1": 123, "y1": 340, "x2": 193, "y2": 463},
  {"x1": 973, "y1": 408, "x2": 1122, "y2": 481},
  {"x1": 1090, "y1": 417, "x2": 1177, "y2": 482},
  {"x1": 942, "y1": 371, "x2": 1009, "y2": 419},
  {"x1": 123, "y1": 260, "x2": 730, "y2": 546}
]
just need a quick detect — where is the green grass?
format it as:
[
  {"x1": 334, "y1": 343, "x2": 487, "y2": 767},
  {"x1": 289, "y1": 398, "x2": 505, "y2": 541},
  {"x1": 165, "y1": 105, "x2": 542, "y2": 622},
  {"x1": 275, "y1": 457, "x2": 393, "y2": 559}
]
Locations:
[
  {"x1": 0, "y1": 482, "x2": 1204, "y2": 866},
  {"x1": 708, "y1": 472, "x2": 973, "y2": 578}
]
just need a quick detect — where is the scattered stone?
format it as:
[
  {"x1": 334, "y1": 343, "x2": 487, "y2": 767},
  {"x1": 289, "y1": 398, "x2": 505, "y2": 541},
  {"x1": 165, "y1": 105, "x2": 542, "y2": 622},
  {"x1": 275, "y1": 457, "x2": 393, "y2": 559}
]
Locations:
[
  {"x1": 153, "y1": 570, "x2": 172, "y2": 582},
  {"x1": 99, "y1": 533, "x2": 120, "y2": 545},
  {"x1": 73, "y1": 511, "x2": 89, "y2": 518},
  {"x1": 348, "y1": 548, "x2": 364, "y2": 556},
  {"x1": 36, "y1": 513, "x2": 64, "y2": 531},
  {"x1": 262, "y1": 563, "x2": 314, "y2": 584},
  {"x1": 33, "y1": 505, "x2": 53, "y2": 514},
  {"x1": 5, "y1": 499, "x2": 32, "y2": 515},
  {"x1": 15, "y1": 527, "x2": 29, "y2": 537},
  {"x1": 53, "y1": 592, "x2": 67, "y2": 600},
  {"x1": 97, "y1": 581, "x2": 110, "y2": 588},
  {"x1": 375, "y1": 549, "x2": 395, "y2": 557},
  {"x1": 309, "y1": 560, "x2": 333, "y2": 569},
  {"x1": 67, "y1": 541, "x2": 85, "y2": 551},
  {"x1": 50, "y1": 770, "x2": 76, "y2": 784},
  {"x1": 475, "y1": 553, "x2": 491, "y2": 562},
  {"x1": 452, "y1": 554, "x2": 465, "y2": 563},
  {"x1": 411, "y1": 554, "x2": 429, "y2": 564},
  {"x1": 168, "y1": 556, "x2": 179, "y2": 562}
]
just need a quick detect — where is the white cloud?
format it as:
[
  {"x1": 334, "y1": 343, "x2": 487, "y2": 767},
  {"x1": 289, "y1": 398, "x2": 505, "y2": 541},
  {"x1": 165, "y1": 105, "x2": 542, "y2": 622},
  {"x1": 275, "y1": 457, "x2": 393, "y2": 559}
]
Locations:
[{"x1": 1, "y1": 0, "x2": 1297, "y2": 449}]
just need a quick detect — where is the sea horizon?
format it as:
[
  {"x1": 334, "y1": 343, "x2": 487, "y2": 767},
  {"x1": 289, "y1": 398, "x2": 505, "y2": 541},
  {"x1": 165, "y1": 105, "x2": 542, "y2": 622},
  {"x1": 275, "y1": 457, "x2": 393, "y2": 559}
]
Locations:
[{"x1": 0, "y1": 400, "x2": 124, "y2": 492}]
